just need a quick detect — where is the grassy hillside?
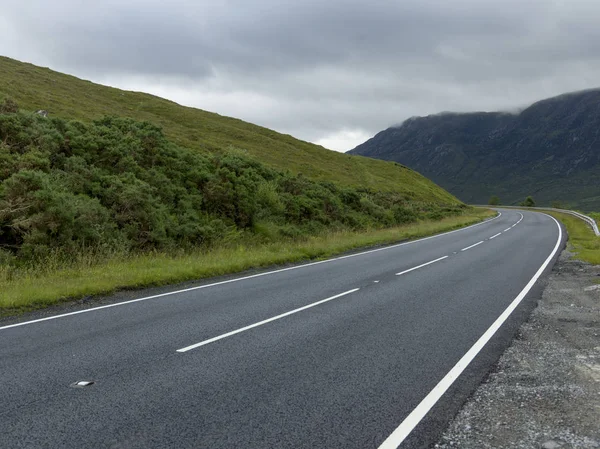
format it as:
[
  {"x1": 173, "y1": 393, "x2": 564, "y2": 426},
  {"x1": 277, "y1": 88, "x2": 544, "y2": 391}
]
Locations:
[
  {"x1": 0, "y1": 110, "x2": 466, "y2": 264},
  {"x1": 0, "y1": 56, "x2": 457, "y2": 204},
  {"x1": 0, "y1": 57, "x2": 483, "y2": 315}
]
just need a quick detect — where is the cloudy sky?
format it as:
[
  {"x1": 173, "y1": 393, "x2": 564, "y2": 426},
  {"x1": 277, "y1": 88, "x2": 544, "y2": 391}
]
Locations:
[{"x1": 2, "y1": 0, "x2": 600, "y2": 151}]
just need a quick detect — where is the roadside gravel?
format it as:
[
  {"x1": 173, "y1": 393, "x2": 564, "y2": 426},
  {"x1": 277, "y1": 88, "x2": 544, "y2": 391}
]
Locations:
[{"x1": 437, "y1": 249, "x2": 600, "y2": 449}]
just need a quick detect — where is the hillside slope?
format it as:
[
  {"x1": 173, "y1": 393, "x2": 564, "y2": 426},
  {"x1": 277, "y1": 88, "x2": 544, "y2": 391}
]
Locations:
[
  {"x1": 350, "y1": 89, "x2": 600, "y2": 210},
  {"x1": 0, "y1": 56, "x2": 457, "y2": 205}
]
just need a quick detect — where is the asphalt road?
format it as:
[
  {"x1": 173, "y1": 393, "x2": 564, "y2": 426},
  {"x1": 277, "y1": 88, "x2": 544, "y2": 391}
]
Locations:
[{"x1": 0, "y1": 209, "x2": 564, "y2": 449}]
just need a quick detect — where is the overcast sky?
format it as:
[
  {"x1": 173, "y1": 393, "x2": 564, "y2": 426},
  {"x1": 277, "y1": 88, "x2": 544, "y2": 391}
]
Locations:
[{"x1": 2, "y1": 0, "x2": 600, "y2": 151}]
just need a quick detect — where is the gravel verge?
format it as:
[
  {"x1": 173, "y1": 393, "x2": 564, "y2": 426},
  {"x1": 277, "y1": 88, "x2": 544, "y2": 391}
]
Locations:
[{"x1": 437, "y1": 249, "x2": 600, "y2": 449}]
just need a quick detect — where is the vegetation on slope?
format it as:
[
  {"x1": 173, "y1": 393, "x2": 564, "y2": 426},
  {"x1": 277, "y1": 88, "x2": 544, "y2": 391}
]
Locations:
[
  {"x1": 0, "y1": 102, "x2": 489, "y2": 315},
  {"x1": 0, "y1": 107, "x2": 464, "y2": 266},
  {"x1": 0, "y1": 57, "x2": 481, "y2": 315},
  {"x1": 0, "y1": 56, "x2": 457, "y2": 203}
]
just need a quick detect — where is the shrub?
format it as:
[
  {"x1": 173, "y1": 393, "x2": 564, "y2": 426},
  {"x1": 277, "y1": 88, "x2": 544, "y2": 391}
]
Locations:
[
  {"x1": 519, "y1": 196, "x2": 535, "y2": 207},
  {"x1": 0, "y1": 98, "x2": 19, "y2": 114},
  {"x1": 488, "y1": 195, "x2": 500, "y2": 205},
  {"x1": 0, "y1": 107, "x2": 463, "y2": 265}
]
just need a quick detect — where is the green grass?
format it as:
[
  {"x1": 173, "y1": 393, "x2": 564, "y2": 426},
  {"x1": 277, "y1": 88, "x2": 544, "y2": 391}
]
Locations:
[
  {"x1": 0, "y1": 56, "x2": 458, "y2": 204},
  {"x1": 0, "y1": 208, "x2": 493, "y2": 316},
  {"x1": 543, "y1": 211, "x2": 600, "y2": 264}
]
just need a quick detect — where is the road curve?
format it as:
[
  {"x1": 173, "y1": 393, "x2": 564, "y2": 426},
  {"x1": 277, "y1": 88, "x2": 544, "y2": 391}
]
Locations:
[{"x1": 0, "y1": 209, "x2": 564, "y2": 448}]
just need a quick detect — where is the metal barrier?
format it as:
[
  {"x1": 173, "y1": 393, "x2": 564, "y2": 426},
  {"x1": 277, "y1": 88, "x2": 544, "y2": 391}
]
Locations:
[{"x1": 545, "y1": 208, "x2": 600, "y2": 236}]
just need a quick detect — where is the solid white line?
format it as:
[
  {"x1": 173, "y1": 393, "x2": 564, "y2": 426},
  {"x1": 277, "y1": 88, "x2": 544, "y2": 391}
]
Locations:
[
  {"x1": 489, "y1": 233, "x2": 502, "y2": 240},
  {"x1": 0, "y1": 213, "x2": 502, "y2": 331},
  {"x1": 176, "y1": 288, "x2": 360, "y2": 352},
  {"x1": 460, "y1": 241, "x2": 484, "y2": 252},
  {"x1": 377, "y1": 214, "x2": 562, "y2": 449},
  {"x1": 395, "y1": 256, "x2": 448, "y2": 276},
  {"x1": 503, "y1": 228, "x2": 511, "y2": 232}
]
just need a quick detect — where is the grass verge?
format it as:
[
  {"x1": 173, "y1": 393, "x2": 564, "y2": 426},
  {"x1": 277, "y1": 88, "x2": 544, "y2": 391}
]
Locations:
[
  {"x1": 542, "y1": 210, "x2": 600, "y2": 264},
  {"x1": 0, "y1": 209, "x2": 493, "y2": 317}
]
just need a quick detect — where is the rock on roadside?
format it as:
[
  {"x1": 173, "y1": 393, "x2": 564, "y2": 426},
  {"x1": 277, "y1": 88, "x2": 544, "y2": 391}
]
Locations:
[{"x1": 436, "y1": 249, "x2": 600, "y2": 449}]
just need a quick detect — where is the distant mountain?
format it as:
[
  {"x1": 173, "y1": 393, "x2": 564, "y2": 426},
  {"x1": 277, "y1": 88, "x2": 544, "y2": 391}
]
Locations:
[{"x1": 349, "y1": 89, "x2": 600, "y2": 210}]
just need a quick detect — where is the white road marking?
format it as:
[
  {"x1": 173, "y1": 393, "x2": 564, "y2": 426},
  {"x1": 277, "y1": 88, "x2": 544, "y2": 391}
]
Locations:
[
  {"x1": 176, "y1": 288, "x2": 360, "y2": 352},
  {"x1": 0, "y1": 213, "x2": 502, "y2": 331},
  {"x1": 377, "y1": 213, "x2": 562, "y2": 449},
  {"x1": 489, "y1": 233, "x2": 502, "y2": 240},
  {"x1": 395, "y1": 256, "x2": 448, "y2": 276},
  {"x1": 502, "y1": 212, "x2": 524, "y2": 233},
  {"x1": 461, "y1": 241, "x2": 484, "y2": 252}
]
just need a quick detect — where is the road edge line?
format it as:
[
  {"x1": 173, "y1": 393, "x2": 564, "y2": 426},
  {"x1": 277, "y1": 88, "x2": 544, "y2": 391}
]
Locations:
[{"x1": 377, "y1": 213, "x2": 563, "y2": 449}]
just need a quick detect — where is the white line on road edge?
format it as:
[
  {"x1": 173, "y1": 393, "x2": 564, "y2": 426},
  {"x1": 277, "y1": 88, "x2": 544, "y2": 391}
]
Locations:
[
  {"x1": 489, "y1": 233, "x2": 502, "y2": 240},
  {"x1": 461, "y1": 241, "x2": 484, "y2": 252},
  {"x1": 395, "y1": 256, "x2": 448, "y2": 276},
  {"x1": 503, "y1": 228, "x2": 511, "y2": 232},
  {"x1": 0, "y1": 213, "x2": 503, "y2": 331},
  {"x1": 377, "y1": 214, "x2": 562, "y2": 449},
  {"x1": 176, "y1": 288, "x2": 360, "y2": 353}
]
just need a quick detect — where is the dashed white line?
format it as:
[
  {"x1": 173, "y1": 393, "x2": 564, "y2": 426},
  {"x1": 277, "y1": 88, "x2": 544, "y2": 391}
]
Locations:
[
  {"x1": 502, "y1": 212, "x2": 524, "y2": 233},
  {"x1": 377, "y1": 213, "x2": 563, "y2": 449},
  {"x1": 489, "y1": 233, "x2": 502, "y2": 240},
  {"x1": 395, "y1": 256, "x2": 448, "y2": 276},
  {"x1": 460, "y1": 241, "x2": 484, "y2": 252},
  {"x1": 176, "y1": 288, "x2": 360, "y2": 353}
]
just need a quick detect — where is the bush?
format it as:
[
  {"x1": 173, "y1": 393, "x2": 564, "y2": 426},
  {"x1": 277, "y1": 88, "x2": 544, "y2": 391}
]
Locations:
[
  {"x1": 488, "y1": 195, "x2": 500, "y2": 205},
  {"x1": 0, "y1": 107, "x2": 463, "y2": 265},
  {"x1": 0, "y1": 98, "x2": 19, "y2": 114},
  {"x1": 519, "y1": 196, "x2": 535, "y2": 207}
]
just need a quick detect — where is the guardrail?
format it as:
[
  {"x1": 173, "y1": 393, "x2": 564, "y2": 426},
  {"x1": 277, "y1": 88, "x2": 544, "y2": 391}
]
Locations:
[{"x1": 474, "y1": 205, "x2": 600, "y2": 236}]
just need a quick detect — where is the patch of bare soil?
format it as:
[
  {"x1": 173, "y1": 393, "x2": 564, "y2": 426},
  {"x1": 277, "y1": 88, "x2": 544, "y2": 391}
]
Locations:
[{"x1": 437, "y1": 250, "x2": 600, "y2": 449}]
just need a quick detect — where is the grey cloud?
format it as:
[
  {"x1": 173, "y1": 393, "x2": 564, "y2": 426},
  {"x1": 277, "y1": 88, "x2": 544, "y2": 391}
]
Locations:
[{"x1": 2, "y1": 0, "x2": 600, "y2": 151}]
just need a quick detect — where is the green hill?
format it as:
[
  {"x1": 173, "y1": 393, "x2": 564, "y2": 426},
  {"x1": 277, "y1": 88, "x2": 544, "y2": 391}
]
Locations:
[
  {"x1": 0, "y1": 57, "x2": 489, "y2": 314},
  {"x1": 0, "y1": 56, "x2": 457, "y2": 205}
]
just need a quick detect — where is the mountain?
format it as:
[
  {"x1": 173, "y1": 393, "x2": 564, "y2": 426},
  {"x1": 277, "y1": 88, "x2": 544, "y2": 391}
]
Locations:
[
  {"x1": 349, "y1": 89, "x2": 600, "y2": 210},
  {"x1": 0, "y1": 56, "x2": 457, "y2": 205}
]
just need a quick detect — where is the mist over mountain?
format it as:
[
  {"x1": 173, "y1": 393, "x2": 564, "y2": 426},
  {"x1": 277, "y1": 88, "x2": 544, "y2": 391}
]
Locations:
[{"x1": 350, "y1": 89, "x2": 600, "y2": 210}]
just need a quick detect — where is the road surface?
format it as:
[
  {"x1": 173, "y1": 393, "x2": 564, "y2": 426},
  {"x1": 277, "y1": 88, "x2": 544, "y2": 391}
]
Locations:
[{"x1": 0, "y1": 209, "x2": 564, "y2": 448}]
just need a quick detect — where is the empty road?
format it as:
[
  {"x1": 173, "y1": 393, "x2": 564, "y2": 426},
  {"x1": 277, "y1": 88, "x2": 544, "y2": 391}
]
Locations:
[{"x1": 0, "y1": 209, "x2": 564, "y2": 448}]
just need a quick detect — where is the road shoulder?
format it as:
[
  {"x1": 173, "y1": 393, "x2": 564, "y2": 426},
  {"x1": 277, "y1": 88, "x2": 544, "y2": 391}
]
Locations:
[{"x1": 436, "y1": 249, "x2": 600, "y2": 449}]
